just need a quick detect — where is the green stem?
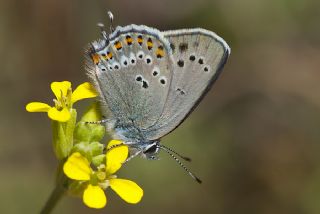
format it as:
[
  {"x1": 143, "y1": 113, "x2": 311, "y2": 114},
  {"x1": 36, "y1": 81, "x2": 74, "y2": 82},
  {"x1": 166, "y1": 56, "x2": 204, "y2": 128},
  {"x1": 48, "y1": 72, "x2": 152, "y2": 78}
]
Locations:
[
  {"x1": 40, "y1": 162, "x2": 68, "y2": 214},
  {"x1": 40, "y1": 183, "x2": 65, "y2": 214}
]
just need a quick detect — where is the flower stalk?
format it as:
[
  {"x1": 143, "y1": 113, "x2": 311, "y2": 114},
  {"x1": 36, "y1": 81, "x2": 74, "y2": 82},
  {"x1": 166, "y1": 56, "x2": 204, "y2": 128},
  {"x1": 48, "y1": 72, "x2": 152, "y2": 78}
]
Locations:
[{"x1": 40, "y1": 162, "x2": 68, "y2": 214}]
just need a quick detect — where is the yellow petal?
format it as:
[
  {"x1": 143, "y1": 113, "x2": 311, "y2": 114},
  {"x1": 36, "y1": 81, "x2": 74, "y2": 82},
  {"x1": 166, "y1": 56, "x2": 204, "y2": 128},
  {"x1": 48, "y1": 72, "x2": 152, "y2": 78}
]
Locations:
[
  {"x1": 71, "y1": 82, "x2": 98, "y2": 104},
  {"x1": 63, "y1": 152, "x2": 92, "y2": 181},
  {"x1": 26, "y1": 102, "x2": 51, "y2": 112},
  {"x1": 83, "y1": 184, "x2": 107, "y2": 209},
  {"x1": 110, "y1": 179, "x2": 143, "y2": 204},
  {"x1": 106, "y1": 140, "x2": 128, "y2": 175},
  {"x1": 48, "y1": 107, "x2": 71, "y2": 122},
  {"x1": 51, "y1": 81, "x2": 71, "y2": 100}
]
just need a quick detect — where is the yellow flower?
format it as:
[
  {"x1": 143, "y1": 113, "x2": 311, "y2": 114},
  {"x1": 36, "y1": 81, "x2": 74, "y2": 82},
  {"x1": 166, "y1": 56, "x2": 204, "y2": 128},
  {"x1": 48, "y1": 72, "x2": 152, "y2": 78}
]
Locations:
[
  {"x1": 26, "y1": 81, "x2": 97, "y2": 122},
  {"x1": 63, "y1": 140, "x2": 143, "y2": 209}
]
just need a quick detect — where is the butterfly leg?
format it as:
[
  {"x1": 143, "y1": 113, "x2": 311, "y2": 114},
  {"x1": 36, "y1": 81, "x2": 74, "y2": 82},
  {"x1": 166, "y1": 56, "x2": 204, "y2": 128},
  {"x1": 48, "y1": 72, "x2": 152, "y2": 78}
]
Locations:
[
  {"x1": 122, "y1": 150, "x2": 142, "y2": 164},
  {"x1": 84, "y1": 118, "x2": 111, "y2": 125},
  {"x1": 148, "y1": 155, "x2": 159, "y2": 160}
]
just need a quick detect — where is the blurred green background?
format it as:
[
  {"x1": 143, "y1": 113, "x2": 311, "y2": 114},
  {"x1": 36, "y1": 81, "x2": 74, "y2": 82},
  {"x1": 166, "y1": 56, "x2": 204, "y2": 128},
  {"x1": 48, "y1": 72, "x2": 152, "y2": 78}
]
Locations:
[{"x1": 1, "y1": 0, "x2": 320, "y2": 213}]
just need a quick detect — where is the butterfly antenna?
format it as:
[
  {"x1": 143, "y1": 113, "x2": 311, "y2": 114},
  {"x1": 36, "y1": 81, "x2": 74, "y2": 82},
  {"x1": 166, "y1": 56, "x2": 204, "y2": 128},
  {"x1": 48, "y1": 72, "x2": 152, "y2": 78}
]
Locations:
[
  {"x1": 160, "y1": 144, "x2": 192, "y2": 162},
  {"x1": 107, "y1": 11, "x2": 115, "y2": 33},
  {"x1": 158, "y1": 145, "x2": 202, "y2": 184},
  {"x1": 97, "y1": 22, "x2": 108, "y2": 40}
]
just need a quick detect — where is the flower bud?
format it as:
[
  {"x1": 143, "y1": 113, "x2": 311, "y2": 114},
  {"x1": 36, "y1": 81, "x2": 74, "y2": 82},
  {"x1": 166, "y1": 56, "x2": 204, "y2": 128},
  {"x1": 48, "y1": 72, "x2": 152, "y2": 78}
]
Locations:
[
  {"x1": 52, "y1": 109, "x2": 77, "y2": 159},
  {"x1": 74, "y1": 102, "x2": 105, "y2": 143},
  {"x1": 72, "y1": 141, "x2": 104, "y2": 161},
  {"x1": 92, "y1": 154, "x2": 106, "y2": 167}
]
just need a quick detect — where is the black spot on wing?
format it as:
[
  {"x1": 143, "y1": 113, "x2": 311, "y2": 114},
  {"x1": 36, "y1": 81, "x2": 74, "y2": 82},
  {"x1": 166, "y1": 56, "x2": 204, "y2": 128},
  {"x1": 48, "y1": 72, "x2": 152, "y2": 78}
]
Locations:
[
  {"x1": 177, "y1": 88, "x2": 186, "y2": 95},
  {"x1": 170, "y1": 43, "x2": 175, "y2": 53},
  {"x1": 142, "y1": 81, "x2": 149, "y2": 88},
  {"x1": 136, "y1": 76, "x2": 142, "y2": 81},
  {"x1": 189, "y1": 55, "x2": 196, "y2": 61},
  {"x1": 177, "y1": 60, "x2": 184, "y2": 67},
  {"x1": 179, "y1": 43, "x2": 188, "y2": 52}
]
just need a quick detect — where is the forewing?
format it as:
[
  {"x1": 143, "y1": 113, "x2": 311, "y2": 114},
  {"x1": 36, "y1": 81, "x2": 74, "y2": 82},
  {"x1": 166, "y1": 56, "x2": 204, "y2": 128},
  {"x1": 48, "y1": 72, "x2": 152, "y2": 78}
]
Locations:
[
  {"x1": 142, "y1": 28, "x2": 230, "y2": 140},
  {"x1": 86, "y1": 25, "x2": 174, "y2": 140}
]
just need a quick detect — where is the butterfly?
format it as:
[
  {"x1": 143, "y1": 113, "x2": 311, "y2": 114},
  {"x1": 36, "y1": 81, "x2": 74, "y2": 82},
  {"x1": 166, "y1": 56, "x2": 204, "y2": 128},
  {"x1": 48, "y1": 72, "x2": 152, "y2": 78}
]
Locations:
[{"x1": 85, "y1": 12, "x2": 230, "y2": 183}]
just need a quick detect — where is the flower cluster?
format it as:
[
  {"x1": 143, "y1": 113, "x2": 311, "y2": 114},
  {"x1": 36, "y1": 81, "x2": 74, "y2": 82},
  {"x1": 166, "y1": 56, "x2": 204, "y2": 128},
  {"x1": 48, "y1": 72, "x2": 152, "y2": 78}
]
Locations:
[
  {"x1": 26, "y1": 81, "x2": 143, "y2": 210},
  {"x1": 64, "y1": 140, "x2": 143, "y2": 208}
]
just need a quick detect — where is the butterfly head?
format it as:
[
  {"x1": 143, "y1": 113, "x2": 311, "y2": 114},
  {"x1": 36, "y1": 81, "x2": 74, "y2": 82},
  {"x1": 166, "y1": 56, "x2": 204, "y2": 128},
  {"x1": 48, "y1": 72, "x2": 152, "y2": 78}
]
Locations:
[
  {"x1": 127, "y1": 140, "x2": 160, "y2": 160},
  {"x1": 140, "y1": 140, "x2": 160, "y2": 160}
]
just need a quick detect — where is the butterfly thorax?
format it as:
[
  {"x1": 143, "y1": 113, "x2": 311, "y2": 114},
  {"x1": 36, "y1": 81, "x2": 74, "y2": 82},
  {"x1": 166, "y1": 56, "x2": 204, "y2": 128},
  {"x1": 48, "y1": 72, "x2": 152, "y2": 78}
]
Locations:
[{"x1": 108, "y1": 120, "x2": 161, "y2": 160}]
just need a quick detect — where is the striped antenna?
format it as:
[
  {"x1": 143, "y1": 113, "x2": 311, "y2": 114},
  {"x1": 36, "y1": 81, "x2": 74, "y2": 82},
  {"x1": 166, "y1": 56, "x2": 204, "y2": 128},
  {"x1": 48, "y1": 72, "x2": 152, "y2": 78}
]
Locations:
[
  {"x1": 107, "y1": 11, "x2": 115, "y2": 33},
  {"x1": 97, "y1": 22, "x2": 108, "y2": 40},
  {"x1": 158, "y1": 145, "x2": 202, "y2": 184}
]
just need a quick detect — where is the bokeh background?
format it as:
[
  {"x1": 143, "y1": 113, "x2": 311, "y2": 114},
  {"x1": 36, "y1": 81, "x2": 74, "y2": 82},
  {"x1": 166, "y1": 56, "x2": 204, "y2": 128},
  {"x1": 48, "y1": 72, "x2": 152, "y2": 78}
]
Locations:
[{"x1": 1, "y1": 0, "x2": 320, "y2": 213}]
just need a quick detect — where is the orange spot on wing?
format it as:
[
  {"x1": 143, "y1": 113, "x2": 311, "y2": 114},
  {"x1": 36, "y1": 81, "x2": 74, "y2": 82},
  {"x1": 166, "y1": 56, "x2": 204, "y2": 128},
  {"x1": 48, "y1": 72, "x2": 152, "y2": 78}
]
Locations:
[
  {"x1": 106, "y1": 51, "x2": 113, "y2": 60},
  {"x1": 156, "y1": 46, "x2": 165, "y2": 58},
  {"x1": 137, "y1": 35, "x2": 143, "y2": 45},
  {"x1": 114, "y1": 41, "x2": 122, "y2": 50},
  {"x1": 147, "y1": 38, "x2": 153, "y2": 50},
  {"x1": 91, "y1": 54, "x2": 100, "y2": 64},
  {"x1": 126, "y1": 36, "x2": 133, "y2": 45},
  {"x1": 101, "y1": 54, "x2": 108, "y2": 60}
]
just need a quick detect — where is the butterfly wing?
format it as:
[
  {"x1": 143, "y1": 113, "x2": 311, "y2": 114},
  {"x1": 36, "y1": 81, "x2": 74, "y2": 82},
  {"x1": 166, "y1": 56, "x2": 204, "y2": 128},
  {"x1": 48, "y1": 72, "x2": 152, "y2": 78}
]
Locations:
[
  {"x1": 142, "y1": 28, "x2": 230, "y2": 140},
  {"x1": 86, "y1": 25, "x2": 174, "y2": 140}
]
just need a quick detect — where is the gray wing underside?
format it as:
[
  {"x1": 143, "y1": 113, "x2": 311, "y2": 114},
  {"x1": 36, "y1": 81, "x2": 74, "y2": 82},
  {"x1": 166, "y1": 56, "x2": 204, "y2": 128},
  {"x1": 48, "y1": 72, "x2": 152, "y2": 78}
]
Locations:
[
  {"x1": 86, "y1": 25, "x2": 174, "y2": 140},
  {"x1": 141, "y1": 28, "x2": 230, "y2": 140}
]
